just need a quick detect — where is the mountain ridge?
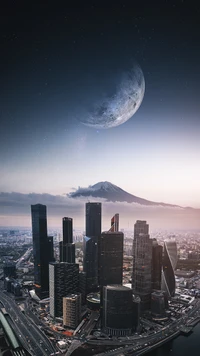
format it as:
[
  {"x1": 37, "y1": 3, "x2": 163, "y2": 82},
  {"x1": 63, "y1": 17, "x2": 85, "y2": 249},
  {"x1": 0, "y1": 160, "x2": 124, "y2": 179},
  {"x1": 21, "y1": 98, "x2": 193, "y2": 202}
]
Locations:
[{"x1": 68, "y1": 181, "x2": 185, "y2": 208}]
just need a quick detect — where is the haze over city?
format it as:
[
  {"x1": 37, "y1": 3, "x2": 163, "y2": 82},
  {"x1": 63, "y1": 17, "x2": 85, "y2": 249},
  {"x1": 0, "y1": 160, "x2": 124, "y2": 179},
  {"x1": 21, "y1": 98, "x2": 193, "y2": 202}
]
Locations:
[{"x1": 1, "y1": 2, "x2": 200, "y2": 229}]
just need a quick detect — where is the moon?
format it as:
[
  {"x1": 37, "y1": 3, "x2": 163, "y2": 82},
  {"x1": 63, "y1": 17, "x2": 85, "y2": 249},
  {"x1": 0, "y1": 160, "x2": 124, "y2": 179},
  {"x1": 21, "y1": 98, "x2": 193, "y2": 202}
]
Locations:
[{"x1": 79, "y1": 63, "x2": 145, "y2": 129}]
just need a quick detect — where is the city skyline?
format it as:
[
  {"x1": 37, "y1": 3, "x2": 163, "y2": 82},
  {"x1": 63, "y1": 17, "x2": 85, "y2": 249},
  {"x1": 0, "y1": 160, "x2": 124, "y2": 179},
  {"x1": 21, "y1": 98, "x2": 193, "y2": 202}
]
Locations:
[{"x1": 1, "y1": 2, "x2": 200, "y2": 228}]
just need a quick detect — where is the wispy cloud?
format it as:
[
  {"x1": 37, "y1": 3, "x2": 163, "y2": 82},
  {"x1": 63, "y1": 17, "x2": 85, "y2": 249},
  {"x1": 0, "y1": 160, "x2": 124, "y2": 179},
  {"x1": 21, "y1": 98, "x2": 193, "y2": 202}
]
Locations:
[{"x1": 0, "y1": 191, "x2": 199, "y2": 230}]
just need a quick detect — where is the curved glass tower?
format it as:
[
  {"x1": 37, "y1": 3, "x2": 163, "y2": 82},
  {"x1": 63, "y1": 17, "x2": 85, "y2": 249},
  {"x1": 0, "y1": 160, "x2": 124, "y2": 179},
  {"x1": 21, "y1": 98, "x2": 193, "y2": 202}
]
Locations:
[{"x1": 161, "y1": 240, "x2": 177, "y2": 297}]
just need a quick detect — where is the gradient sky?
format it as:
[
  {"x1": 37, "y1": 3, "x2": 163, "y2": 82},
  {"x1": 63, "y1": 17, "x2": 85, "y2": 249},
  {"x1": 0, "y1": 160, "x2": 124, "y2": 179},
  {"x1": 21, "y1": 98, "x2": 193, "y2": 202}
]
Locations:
[{"x1": 0, "y1": 2, "x2": 200, "y2": 227}]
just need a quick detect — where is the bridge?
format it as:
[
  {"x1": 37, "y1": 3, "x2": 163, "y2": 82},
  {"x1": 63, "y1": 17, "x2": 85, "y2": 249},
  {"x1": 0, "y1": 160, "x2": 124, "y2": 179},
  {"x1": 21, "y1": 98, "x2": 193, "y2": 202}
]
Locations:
[{"x1": 0, "y1": 310, "x2": 26, "y2": 356}]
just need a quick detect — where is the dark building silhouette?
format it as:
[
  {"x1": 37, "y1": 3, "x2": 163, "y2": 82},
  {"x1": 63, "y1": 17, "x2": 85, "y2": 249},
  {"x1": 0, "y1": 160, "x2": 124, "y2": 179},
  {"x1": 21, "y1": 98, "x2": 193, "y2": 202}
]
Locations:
[
  {"x1": 3, "y1": 263, "x2": 16, "y2": 280},
  {"x1": 86, "y1": 292, "x2": 101, "y2": 310},
  {"x1": 161, "y1": 240, "x2": 177, "y2": 297},
  {"x1": 79, "y1": 271, "x2": 86, "y2": 305},
  {"x1": 86, "y1": 202, "x2": 101, "y2": 237},
  {"x1": 59, "y1": 217, "x2": 75, "y2": 263},
  {"x1": 132, "y1": 220, "x2": 152, "y2": 311},
  {"x1": 102, "y1": 285, "x2": 134, "y2": 336},
  {"x1": 63, "y1": 217, "x2": 73, "y2": 243},
  {"x1": 109, "y1": 213, "x2": 119, "y2": 232},
  {"x1": 132, "y1": 295, "x2": 141, "y2": 331},
  {"x1": 152, "y1": 239, "x2": 162, "y2": 290},
  {"x1": 151, "y1": 291, "x2": 166, "y2": 318},
  {"x1": 84, "y1": 202, "x2": 101, "y2": 293},
  {"x1": 31, "y1": 204, "x2": 54, "y2": 298},
  {"x1": 83, "y1": 235, "x2": 98, "y2": 292},
  {"x1": 49, "y1": 262, "x2": 79, "y2": 318},
  {"x1": 98, "y1": 231, "x2": 123, "y2": 286},
  {"x1": 47, "y1": 236, "x2": 54, "y2": 262},
  {"x1": 59, "y1": 241, "x2": 75, "y2": 263}
]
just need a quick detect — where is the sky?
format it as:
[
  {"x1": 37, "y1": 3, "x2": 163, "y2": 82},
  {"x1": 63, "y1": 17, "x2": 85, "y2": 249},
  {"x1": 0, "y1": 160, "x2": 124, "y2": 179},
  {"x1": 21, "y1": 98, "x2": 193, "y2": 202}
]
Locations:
[{"x1": 0, "y1": 1, "x2": 200, "y2": 229}]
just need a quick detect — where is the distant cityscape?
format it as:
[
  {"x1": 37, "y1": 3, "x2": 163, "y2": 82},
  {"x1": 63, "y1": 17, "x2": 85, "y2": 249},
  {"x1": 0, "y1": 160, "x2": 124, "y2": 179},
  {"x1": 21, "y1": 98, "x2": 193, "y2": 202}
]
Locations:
[{"x1": 0, "y1": 202, "x2": 200, "y2": 355}]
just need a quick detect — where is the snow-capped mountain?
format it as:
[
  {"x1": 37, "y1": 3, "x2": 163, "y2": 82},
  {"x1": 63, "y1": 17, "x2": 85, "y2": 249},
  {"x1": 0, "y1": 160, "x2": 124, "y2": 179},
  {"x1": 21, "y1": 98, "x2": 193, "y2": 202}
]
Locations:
[{"x1": 68, "y1": 181, "x2": 181, "y2": 208}]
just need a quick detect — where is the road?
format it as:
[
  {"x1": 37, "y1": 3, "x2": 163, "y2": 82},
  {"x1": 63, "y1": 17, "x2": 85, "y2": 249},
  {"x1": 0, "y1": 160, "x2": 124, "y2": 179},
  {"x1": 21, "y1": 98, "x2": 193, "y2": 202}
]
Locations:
[
  {"x1": 16, "y1": 248, "x2": 32, "y2": 268},
  {"x1": 0, "y1": 288, "x2": 56, "y2": 356},
  {"x1": 85, "y1": 300, "x2": 200, "y2": 355}
]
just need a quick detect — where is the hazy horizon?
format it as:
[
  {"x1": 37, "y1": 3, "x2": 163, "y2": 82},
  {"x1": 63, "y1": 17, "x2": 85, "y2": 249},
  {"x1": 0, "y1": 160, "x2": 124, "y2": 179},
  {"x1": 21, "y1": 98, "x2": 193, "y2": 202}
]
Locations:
[{"x1": 1, "y1": 3, "x2": 200, "y2": 230}]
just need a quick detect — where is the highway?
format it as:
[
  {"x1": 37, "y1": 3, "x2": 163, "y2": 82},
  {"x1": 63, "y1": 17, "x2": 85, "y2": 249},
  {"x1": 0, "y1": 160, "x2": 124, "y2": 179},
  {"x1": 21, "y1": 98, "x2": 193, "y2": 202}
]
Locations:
[
  {"x1": 84, "y1": 300, "x2": 200, "y2": 355},
  {"x1": 16, "y1": 248, "x2": 32, "y2": 268},
  {"x1": 0, "y1": 288, "x2": 56, "y2": 356}
]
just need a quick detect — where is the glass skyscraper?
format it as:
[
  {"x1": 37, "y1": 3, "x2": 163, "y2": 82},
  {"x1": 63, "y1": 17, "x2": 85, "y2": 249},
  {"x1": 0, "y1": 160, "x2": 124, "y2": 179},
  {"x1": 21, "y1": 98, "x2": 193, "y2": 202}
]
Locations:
[
  {"x1": 132, "y1": 220, "x2": 152, "y2": 310},
  {"x1": 59, "y1": 217, "x2": 75, "y2": 263},
  {"x1": 152, "y1": 239, "x2": 163, "y2": 291},
  {"x1": 85, "y1": 202, "x2": 101, "y2": 237},
  {"x1": 161, "y1": 240, "x2": 177, "y2": 297},
  {"x1": 31, "y1": 204, "x2": 54, "y2": 298},
  {"x1": 98, "y1": 231, "x2": 123, "y2": 286},
  {"x1": 83, "y1": 202, "x2": 102, "y2": 293}
]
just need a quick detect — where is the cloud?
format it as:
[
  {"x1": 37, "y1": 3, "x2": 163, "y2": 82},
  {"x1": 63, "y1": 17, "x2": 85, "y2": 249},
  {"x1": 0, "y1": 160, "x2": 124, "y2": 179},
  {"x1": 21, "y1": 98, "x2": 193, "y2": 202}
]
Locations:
[{"x1": 0, "y1": 191, "x2": 199, "y2": 230}]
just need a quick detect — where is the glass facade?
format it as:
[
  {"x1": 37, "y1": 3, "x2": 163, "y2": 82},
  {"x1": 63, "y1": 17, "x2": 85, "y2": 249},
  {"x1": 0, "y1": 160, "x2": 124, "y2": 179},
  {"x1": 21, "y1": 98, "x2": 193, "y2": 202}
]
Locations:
[
  {"x1": 132, "y1": 220, "x2": 152, "y2": 310},
  {"x1": 31, "y1": 204, "x2": 54, "y2": 298},
  {"x1": 161, "y1": 240, "x2": 177, "y2": 297}
]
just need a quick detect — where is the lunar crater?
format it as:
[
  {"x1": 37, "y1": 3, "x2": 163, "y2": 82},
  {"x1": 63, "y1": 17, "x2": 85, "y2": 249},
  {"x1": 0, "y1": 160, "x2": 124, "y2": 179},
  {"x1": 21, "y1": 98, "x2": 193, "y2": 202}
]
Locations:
[{"x1": 79, "y1": 63, "x2": 145, "y2": 129}]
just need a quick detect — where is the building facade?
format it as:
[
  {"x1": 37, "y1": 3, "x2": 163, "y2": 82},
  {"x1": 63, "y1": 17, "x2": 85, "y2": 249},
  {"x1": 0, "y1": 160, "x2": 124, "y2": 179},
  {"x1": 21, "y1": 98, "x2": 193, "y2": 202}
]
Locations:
[
  {"x1": 60, "y1": 217, "x2": 75, "y2": 263},
  {"x1": 63, "y1": 294, "x2": 81, "y2": 328},
  {"x1": 31, "y1": 204, "x2": 54, "y2": 298},
  {"x1": 109, "y1": 213, "x2": 119, "y2": 232},
  {"x1": 84, "y1": 202, "x2": 102, "y2": 293},
  {"x1": 151, "y1": 291, "x2": 166, "y2": 317},
  {"x1": 49, "y1": 262, "x2": 79, "y2": 318},
  {"x1": 83, "y1": 235, "x2": 98, "y2": 293},
  {"x1": 152, "y1": 239, "x2": 162, "y2": 290},
  {"x1": 132, "y1": 220, "x2": 152, "y2": 310},
  {"x1": 102, "y1": 285, "x2": 134, "y2": 336},
  {"x1": 85, "y1": 202, "x2": 101, "y2": 238},
  {"x1": 98, "y1": 231, "x2": 124, "y2": 286},
  {"x1": 161, "y1": 240, "x2": 177, "y2": 297}
]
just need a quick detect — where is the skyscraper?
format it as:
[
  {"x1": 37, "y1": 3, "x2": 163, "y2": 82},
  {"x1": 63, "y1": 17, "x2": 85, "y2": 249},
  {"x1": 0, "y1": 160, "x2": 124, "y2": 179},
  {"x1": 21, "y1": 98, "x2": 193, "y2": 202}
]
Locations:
[
  {"x1": 102, "y1": 285, "x2": 134, "y2": 336},
  {"x1": 152, "y1": 239, "x2": 162, "y2": 290},
  {"x1": 83, "y1": 235, "x2": 98, "y2": 292},
  {"x1": 63, "y1": 217, "x2": 73, "y2": 243},
  {"x1": 49, "y1": 262, "x2": 79, "y2": 318},
  {"x1": 98, "y1": 231, "x2": 123, "y2": 286},
  {"x1": 132, "y1": 220, "x2": 152, "y2": 311},
  {"x1": 59, "y1": 217, "x2": 75, "y2": 263},
  {"x1": 109, "y1": 213, "x2": 119, "y2": 232},
  {"x1": 86, "y1": 202, "x2": 101, "y2": 237},
  {"x1": 161, "y1": 240, "x2": 177, "y2": 297},
  {"x1": 31, "y1": 204, "x2": 54, "y2": 298},
  {"x1": 84, "y1": 202, "x2": 102, "y2": 293}
]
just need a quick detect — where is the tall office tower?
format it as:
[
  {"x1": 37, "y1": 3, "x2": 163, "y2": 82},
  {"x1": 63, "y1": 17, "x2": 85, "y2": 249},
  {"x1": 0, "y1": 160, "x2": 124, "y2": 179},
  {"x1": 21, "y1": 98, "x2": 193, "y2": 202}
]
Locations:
[
  {"x1": 151, "y1": 291, "x2": 166, "y2": 318},
  {"x1": 98, "y1": 231, "x2": 123, "y2": 286},
  {"x1": 59, "y1": 217, "x2": 75, "y2": 263},
  {"x1": 63, "y1": 294, "x2": 81, "y2": 328},
  {"x1": 79, "y1": 271, "x2": 86, "y2": 305},
  {"x1": 102, "y1": 285, "x2": 134, "y2": 336},
  {"x1": 31, "y1": 204, "x2": 54, "y2": 298},
  {"x1": 84, "y1": 202, "x2": 102, "y2": 293},
  {"x1": 132, "y1": 220, "x2": 152, "y2": 311},
  {"x1": 152, "y1": 239, "x2": 163, "y2": 290},
  {"x1": 47, "y1": 236, "x2": 54, "y2": 262},
  {"x1": 86, "y1": 202, "x2": 101, "y2": 237},
  {"x1": 63, "y1": 217, "x2": 73, "y2": 243},
  {"x1": 161, "y1": 240, "x2": 177, "y2": 297},
  {"x1": 109, "y1": 213, "x2": 119, "y2": 232},
  {"x1": 49, "y1": 262, "x2": 79, "y2": 318},
  {"x1": 83, "y1": 235, "x2": 98, "y2": 293}
]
